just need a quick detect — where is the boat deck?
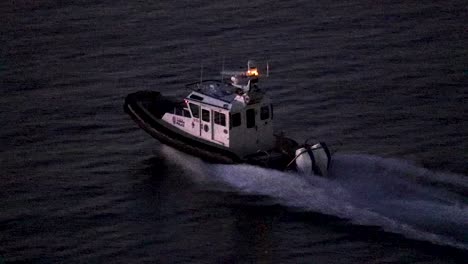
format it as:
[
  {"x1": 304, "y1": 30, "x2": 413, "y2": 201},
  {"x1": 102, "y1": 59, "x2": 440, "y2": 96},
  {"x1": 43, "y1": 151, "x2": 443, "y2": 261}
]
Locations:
[{"x1": 126, "y1": 91, "x2": 179, "y2": 119}]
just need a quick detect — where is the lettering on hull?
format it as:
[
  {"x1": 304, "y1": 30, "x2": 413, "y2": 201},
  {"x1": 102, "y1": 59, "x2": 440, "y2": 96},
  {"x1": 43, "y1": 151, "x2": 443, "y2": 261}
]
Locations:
[{"x1": 172, "y1": 116, "x2": 185, "y2": 127}]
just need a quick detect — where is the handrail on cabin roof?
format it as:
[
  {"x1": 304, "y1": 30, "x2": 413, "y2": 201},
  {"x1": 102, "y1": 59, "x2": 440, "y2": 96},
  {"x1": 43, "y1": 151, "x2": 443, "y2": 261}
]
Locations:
[{"x1": 184, "y1": 79, "x2": 228, "y2": 90}]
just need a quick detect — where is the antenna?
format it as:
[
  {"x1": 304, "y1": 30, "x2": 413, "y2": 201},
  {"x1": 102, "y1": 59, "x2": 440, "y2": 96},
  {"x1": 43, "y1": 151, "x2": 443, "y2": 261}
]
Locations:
[
  {"x1": 221, "y1": 56, "x2": 225, "y2": 81},
  {"x1": 266, "y1": 61, "x2": 270, "y2": 77},
  {"x1": 200, "y1": 62, "x2": 203, "y2": 85}
]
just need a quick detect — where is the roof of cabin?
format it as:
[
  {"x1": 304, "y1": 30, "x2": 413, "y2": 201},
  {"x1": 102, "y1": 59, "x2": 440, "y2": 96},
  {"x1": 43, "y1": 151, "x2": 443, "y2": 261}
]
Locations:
[
  {"x1": 184, "y1": 78, "x2": 268, "y2": 111},
  {"x1": 185, "y1": 80, "x2": 237, "y2": 103}
]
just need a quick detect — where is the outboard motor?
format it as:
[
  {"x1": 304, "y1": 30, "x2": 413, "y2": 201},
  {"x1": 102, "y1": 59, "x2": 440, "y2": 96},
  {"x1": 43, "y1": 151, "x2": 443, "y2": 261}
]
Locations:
[{"x1": 295, "y1": 142, "x2": 331, "y2": 176}]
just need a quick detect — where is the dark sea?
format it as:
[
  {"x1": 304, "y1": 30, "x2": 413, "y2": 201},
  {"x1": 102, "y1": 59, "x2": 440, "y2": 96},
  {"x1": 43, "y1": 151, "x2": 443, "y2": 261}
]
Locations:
[{"x1": 1, "y1": 0, "x2": 467, "y2": 263}]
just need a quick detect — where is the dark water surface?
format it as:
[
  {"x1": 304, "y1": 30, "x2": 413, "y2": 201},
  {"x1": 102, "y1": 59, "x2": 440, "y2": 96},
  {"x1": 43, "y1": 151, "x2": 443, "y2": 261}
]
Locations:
[{"x1": 1, "y1": 0, "x2": 467, "y2": 263}]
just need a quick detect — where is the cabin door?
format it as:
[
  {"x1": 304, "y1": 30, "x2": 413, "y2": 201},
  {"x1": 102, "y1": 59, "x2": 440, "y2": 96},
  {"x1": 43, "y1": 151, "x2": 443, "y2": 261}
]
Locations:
[
  {"x1": 246, "y1": 108, "x2": 259, "y2": 148},
  {"x1": 200, "y1": 107, "x2": 212, "y2": 141},
  {"x1": 213, "y1": 110, "x2": 229, "y2": 146}
]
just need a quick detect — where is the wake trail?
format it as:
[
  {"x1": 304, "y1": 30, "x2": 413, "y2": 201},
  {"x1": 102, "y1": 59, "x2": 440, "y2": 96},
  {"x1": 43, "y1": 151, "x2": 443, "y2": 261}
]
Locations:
[{"x1": 160, "y1": 146, "x2": 468, "y2": 250}]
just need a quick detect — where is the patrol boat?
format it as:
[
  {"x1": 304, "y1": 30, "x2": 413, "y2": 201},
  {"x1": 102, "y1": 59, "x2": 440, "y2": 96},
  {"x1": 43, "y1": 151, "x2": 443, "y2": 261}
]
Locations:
[{"x1": 124, "y1": 61, "x2": 331, "y2": 176}]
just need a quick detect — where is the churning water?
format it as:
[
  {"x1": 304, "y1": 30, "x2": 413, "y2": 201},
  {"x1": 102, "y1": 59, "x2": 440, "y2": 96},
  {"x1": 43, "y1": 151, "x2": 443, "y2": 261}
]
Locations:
[{"x1": 163, "y1": 146, "x2": 468, "y2": 250}]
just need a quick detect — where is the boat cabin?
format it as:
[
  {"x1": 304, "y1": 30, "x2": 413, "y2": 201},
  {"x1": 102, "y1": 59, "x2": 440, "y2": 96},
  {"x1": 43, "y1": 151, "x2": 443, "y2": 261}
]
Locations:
[{"x1": 160, "y1": 63, "x2": 275, "y2": 157}]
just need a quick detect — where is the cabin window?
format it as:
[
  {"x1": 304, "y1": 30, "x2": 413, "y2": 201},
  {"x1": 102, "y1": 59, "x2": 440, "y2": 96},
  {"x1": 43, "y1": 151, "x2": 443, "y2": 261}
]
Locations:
[
  {"x1": 214, "y1": 111, "x2": 226, "y2": 126},
  {"x1": 202, "y1": 109, "x2": 210, "y2": 122},
  {"x1": 231, "y1": 113, "x2": 241, "y2": 128},
  {"x1": 189, "y1": 94, "x2": 204, "y2": 101},
  {"x1": 175, "y1": 108, "x2": 183, "y2": 116},
  {"x1": 246, "y1": 109, "x2": 255, "y2": 128},
  {"x1": 189, "y1": 103, "x2": 200, "y2": 118},
  {"x1": 260, "y1": 105, "x2": 270, "y2": 120},
  {"x1": 183, "y1": 108, "x2": 191, "y2": 117}
]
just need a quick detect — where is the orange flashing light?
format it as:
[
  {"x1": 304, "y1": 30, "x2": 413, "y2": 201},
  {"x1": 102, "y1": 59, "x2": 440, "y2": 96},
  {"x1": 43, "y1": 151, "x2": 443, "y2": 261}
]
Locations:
[{"x1": 246, "y1": 68, "x2": 259, "y2": 76}]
